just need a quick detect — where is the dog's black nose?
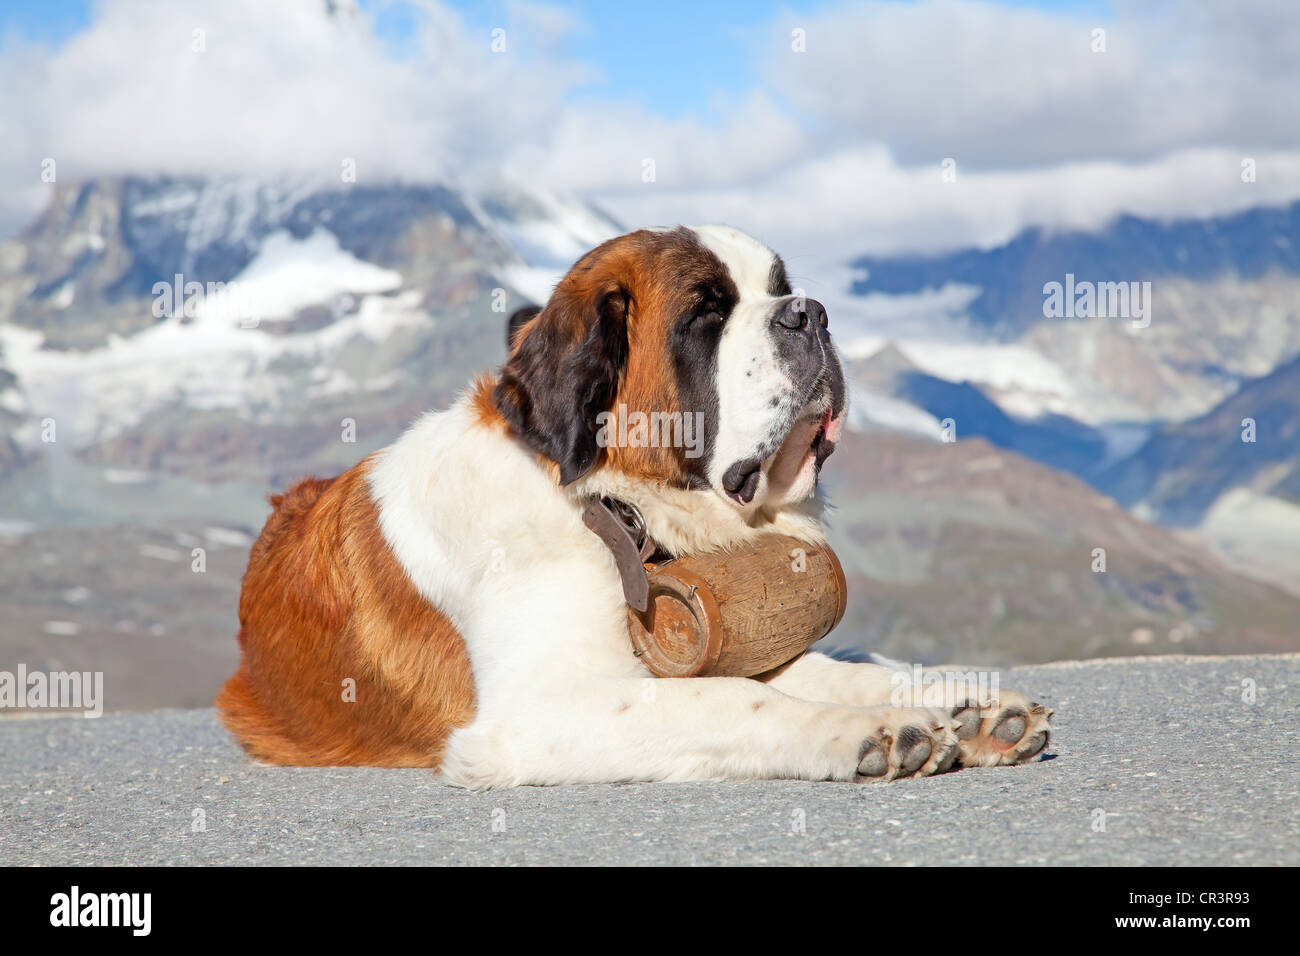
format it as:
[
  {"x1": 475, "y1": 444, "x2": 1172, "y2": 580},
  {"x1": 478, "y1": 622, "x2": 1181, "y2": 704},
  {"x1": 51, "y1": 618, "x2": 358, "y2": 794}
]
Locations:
[{"x1": 774, "y1": 297, "x2": 828, "y2": 332}]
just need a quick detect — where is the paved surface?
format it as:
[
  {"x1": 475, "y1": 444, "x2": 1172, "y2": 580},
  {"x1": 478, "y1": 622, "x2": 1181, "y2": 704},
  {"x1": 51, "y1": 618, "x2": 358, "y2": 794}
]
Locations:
[{"x1": 1, "y1": 655, "x2": 1295, "y2": 866}]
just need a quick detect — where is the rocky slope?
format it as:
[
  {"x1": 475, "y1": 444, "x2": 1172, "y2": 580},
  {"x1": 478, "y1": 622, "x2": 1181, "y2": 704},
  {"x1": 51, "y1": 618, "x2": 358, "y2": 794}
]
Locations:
[{"x1": 820, "y1": 430, "x2": 1300, "y2": 665}]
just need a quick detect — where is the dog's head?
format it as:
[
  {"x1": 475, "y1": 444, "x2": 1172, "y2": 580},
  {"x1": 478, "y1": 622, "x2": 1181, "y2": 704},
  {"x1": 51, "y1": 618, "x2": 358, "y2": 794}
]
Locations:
[{"x1": 494, "y1": 226, "x2": 846, "y2": 515}]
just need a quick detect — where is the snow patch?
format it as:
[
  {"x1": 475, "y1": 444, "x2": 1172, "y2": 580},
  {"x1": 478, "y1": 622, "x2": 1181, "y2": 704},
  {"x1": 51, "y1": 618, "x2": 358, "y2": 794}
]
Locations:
[
  {"x1": 0, "y1": 233, "x2": 426, "y2": 449},
  {"x1": 204, "y1": 527, "x2": 254, "y2": 548},
  {"x1": 845, "y1": 337, "x2": 1082, "y2": 422},
  {"x1": 501, "y1": 264, "x2": 561, "y2": 307},
  {"x1": 0, "y1": 519, "x2": 36, "y2": 539},
  {"x1": 194, "y1": 228, "x2": 401, "y2": 324},
  {"x1": 1198, "y1": 489, "x2": 1300, "y2": 596},
  {"x1": 848, "y1": 387, "x2": 942, "y2": 439},
  {"x1": 104, "y1": 469, "x2": 151, "y2": 485},
  {"x1": 481, "y1": 181, "x2": 618, "y2": 268},
  {"x1": 50, "y1": 282, "x2": 75, "y2": 310}
]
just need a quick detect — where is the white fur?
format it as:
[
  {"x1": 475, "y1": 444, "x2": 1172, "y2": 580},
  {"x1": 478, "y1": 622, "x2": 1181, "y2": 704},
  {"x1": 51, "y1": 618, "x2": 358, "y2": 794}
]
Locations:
[
  {"x1": 694, "y1": 226, "x2": 800, "y2": 509},
  {"x1": 693, "y1": 225, "x2": 838, "y2": 511},
  {"x1": 363, "y1": 227, "x2": 916, "y2": 789},
  {"x1": 367, "y1": 394, "x2": 923, "y2": 789}
]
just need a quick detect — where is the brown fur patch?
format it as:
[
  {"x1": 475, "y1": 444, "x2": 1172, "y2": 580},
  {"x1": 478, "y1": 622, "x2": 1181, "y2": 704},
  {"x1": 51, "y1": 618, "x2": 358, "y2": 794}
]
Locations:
[
  {"x1": 468, "y1": 373, "x2": 507, "y2": 432},
  {"x1": 496, "y1": 227, "x2": 732, "y2": 486},
  {"x1": 216, "y1": 458, "x2": 475, "y2": 766}
]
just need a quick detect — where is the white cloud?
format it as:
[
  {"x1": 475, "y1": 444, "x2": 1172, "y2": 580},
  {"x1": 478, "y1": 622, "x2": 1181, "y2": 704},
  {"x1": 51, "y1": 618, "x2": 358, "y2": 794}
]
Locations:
[
  {"x1": 590, "y1": 144, "x2": 1300, "y2": 263},
  {"x1": 763, "y1": 0, "x2": 1300, "y2": 168},
  {"x1": 1, "y1": 0, "x2": 1298, "y2": 262},
  {"x1": 0, "y1": 0, "x2": 588, "y2": 235},
  {"x1": 504, "y1": 91, "x2": 806, "y2": 191},
  {"x1": 576, "y1": 0, "x2": 1300, "y2": 261}
]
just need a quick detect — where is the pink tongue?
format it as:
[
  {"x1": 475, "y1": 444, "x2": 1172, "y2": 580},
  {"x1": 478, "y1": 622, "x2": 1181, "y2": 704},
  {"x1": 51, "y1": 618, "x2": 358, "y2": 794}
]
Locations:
[{"x1": 823, "y1": 408, "x2": 844, "y2": 444}]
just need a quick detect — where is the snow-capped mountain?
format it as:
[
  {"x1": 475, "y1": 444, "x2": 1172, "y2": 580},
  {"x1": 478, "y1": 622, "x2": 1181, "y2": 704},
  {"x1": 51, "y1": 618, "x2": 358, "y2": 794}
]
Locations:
[
  {"x1": 841, "y1": 200, "x2": 1300, "y2": 427},
  {"x1": 0, "y1": 175, "x2": 618, "y2": 483},
  {"x1": 828, "y1": 200, "x2": 1300, "y2": 597},
  {"x1": 852, "y1": 203, "x2": 1300, "y2": 335}
]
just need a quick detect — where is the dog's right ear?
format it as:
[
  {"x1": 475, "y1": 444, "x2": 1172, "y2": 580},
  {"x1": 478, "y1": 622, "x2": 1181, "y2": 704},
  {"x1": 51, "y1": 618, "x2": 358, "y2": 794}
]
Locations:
[
  {"x1": 494, "y1": 282, "x2": 629, "y2": 486},
  {"x1": 506, "y1": 305, "x2": 541, "y2": 352}
]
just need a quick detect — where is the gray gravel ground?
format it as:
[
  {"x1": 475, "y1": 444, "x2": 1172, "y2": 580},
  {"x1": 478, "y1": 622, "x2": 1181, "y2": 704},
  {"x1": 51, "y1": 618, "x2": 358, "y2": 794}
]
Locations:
[{"x1": 1, "y1": 655, "x2": 1295, "y2": 866}]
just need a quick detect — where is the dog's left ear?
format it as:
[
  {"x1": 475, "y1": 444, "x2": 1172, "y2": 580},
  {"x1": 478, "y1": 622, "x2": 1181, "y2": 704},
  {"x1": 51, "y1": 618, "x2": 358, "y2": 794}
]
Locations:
[
  {"x1": 506, "y1": 305, "x2": 541, "y2": 352},
  {"x1": 494, "y1": 282, "x2": 629, "y2": 485}
]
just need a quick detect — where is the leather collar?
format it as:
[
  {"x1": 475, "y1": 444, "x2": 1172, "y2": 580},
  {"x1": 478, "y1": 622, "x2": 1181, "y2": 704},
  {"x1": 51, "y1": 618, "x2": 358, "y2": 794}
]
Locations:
[{"x1": 581, "y1": 497, "x2": 661, "y2": 613}]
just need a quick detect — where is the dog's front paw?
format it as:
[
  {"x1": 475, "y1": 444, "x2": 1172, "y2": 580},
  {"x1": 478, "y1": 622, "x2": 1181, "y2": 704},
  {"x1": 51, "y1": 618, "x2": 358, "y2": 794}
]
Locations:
[
  {"x1": 952, "y1": 691, "x2": 1052, "y2": 767},
  {"x1": 853, "y1": 707, "x2": 961, "y2": 782}
]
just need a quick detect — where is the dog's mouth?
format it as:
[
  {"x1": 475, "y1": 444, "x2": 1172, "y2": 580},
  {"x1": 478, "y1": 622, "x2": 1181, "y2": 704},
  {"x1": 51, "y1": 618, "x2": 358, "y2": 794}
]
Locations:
[
  {"x1": 722, "y1": 404, "x2": 844, "y2": 506},
  {"x1": 771, "y1": 405, "x2": 840, "y2": 479},
  {"x1": 810, "y1": 406, "x2": 840, "y2": 469},
  {"x1": 800, "y1": 355, "x2": 846, "y2": 473},
  {"x1": 720, "y1": 350, "x2": 846, "y2": 507}
]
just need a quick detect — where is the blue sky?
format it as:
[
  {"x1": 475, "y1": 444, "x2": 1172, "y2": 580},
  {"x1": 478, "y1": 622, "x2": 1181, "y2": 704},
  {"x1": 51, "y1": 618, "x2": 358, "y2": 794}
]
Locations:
[
  {"x1": 442, "y1": 0, "x2": 781, "y2": 118},
  {"x1": 0, "y1": 0, "x2": 91, "y2": 43},
  {"x1": 2, "y1": 0, "x2": 1115, "y2": 117}
]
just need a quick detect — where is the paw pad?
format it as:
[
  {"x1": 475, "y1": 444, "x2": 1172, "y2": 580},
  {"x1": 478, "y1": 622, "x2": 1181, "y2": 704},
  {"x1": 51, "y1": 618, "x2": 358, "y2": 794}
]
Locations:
[{"x1": 953, "y1": 694, "x2": 1054, "y2": 768}]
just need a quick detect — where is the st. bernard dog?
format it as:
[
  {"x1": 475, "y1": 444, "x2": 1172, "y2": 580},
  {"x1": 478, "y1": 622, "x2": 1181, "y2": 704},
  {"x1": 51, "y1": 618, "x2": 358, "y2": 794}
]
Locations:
[{"x1": 217, "y1": 225, "x2": 1052, "y2": 788}]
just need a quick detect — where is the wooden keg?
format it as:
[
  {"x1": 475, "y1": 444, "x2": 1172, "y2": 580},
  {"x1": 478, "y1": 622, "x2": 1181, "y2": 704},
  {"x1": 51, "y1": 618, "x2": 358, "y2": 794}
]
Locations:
[{"x1": 626, "y1": 535, "x2": 847, "y2": 678}]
